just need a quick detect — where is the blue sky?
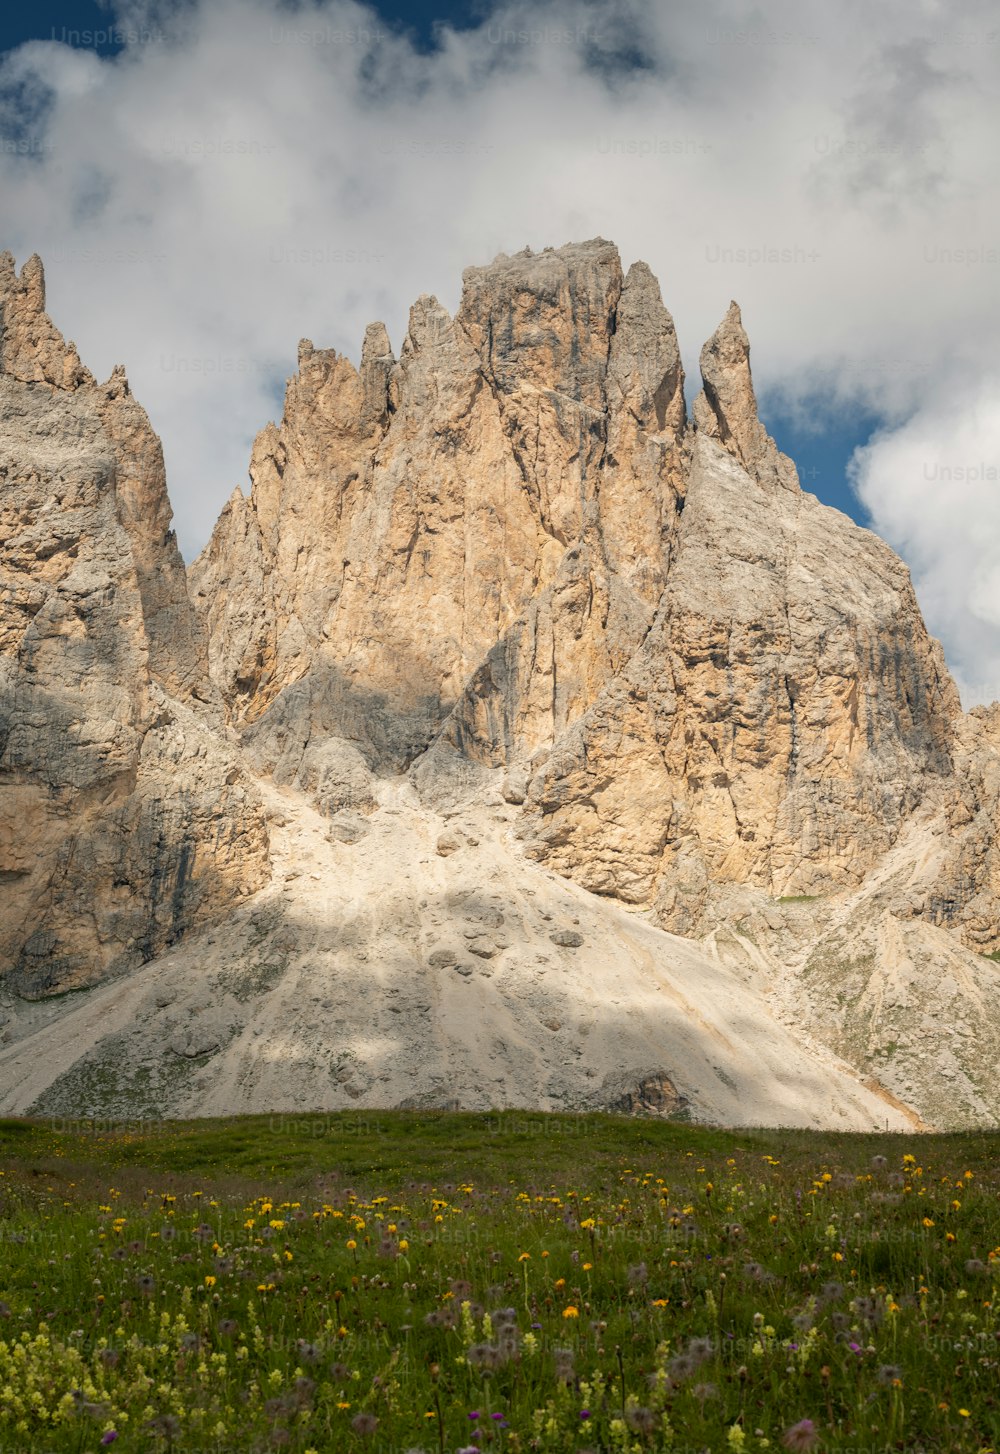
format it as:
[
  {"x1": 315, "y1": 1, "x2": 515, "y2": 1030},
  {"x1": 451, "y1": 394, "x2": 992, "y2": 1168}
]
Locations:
[
  {"x1": 1, "y1": 0, "x2": 998, "y2": 697},
  {"x1": 0, "y1": 0, "x2": 488, "y2": 54}
]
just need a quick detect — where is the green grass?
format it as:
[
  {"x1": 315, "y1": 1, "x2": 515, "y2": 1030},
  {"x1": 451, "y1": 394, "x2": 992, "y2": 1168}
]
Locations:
[
  {"x1": 982, "y1": 950, "x2": 1000, "y2": 963},
  {"x1": 0, "y1": 1113, "x2": 998, "y2": 1451}
]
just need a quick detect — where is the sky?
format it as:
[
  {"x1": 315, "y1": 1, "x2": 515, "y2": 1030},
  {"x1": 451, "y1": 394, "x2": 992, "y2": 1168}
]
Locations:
[{"x1": 0, "y1": 0, "x2": 998, "y2": 705}]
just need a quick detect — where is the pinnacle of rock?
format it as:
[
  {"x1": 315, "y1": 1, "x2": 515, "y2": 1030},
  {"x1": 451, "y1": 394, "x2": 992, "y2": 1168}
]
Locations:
[
  {"x1": 0, "y1": 250, "x2": 93, "y2": 388},
  {"x1": 693, "y1": 299, "x2": 799, "y2": 492}
]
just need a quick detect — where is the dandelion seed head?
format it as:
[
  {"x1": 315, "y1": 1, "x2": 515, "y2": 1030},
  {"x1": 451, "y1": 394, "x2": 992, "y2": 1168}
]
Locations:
[{"x1": 781, "y1": 1418, "x2": 820, "y2": 1451}]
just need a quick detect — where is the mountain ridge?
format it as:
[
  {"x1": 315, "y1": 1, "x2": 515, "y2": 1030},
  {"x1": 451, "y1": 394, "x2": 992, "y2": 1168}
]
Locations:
[{"x1": 2, "y1": 238, "x2": 998, "y2": 1128}]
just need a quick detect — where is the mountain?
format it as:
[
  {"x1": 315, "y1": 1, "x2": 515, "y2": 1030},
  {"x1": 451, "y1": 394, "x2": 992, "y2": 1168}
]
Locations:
[
  {"x1": 0, "y1": 251, "x2": 269, "y2": 999},
  {"x1": 2, "y1": 240, "x2": 998, "y2": 1128}
]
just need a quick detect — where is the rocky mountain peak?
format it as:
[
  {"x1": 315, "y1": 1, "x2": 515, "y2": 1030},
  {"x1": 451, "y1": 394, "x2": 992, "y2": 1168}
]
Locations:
[
  {"x1": 4, "y1": 239, "x2": 1000, "y2": 1130},
  {"x1": 457, "y1": 236, "x2": 622, "y2": 409},
  {"x1": 0, "y1": 250, "x2": 269, "y2": 1001},
  {"x1": 0, "y1": 250, "x2": 92, "y2": 389},
  {"x1": 693, "y1": 298, "x2": 799, "y2": 492}
]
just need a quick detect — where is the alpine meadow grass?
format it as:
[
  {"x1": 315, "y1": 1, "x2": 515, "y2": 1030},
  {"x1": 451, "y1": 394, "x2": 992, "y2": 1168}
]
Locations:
[{"x1": 0, "y1": 1113, "x2": 997, "y2": 1452}]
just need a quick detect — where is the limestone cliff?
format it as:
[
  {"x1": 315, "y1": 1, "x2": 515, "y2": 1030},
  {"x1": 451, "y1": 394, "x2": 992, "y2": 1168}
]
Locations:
[
  {"x1": 0, "y1": 254, "x2": 269, "y2": 997},
  {"x1": 192, "y1": 239, "x2": 982, "y2": 946},
  {"x1": 189, "y1": 241, "x2": 688, "y2": 781},
  {"x1": 4, "y1": 237, "x2": 1000, "y2": 1129}
]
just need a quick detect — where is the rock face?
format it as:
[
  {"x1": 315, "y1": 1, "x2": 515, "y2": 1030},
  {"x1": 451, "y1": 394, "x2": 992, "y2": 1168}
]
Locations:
[
  {"x1": 190, "y1": 241, "x2": 688, "y2": 782},
  {"x1": 0, "y1": 770, "x2": 924, "y2": 1131},
  {"x1": 518, "y1": 433, "x2": 959, "y2": 927},
  {"x1": 192, "y1": 238, "x2": 975, "y2": 942},
  {"x1": 0, "y1": 253, "x2": 269, "y2": 997},
  {"x1": 3, "y1": 236, "x2": 1000, "y2": 1126}
]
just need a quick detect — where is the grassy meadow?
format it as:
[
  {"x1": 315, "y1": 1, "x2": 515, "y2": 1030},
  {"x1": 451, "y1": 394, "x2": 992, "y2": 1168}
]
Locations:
[{"x1": 0, "y1": 1112, "x2": 997, "y2": 1452}]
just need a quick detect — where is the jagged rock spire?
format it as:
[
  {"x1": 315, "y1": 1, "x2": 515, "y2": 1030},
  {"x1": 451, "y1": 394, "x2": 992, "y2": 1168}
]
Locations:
[
  {"x1": 0, "y1": 251, "x2": 92, "y2": 389},
  {"x1": 693, "y1": 300, "x2": 799, "y2": 492}
]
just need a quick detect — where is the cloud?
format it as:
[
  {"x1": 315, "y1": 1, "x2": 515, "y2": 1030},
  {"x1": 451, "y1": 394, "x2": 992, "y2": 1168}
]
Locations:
[
  {"x1": 0, "y1": 0, "x2": 998, "y2": 702},
  {"x1": 851, "y1": 381, "x2": 1000, "y2": 708}
]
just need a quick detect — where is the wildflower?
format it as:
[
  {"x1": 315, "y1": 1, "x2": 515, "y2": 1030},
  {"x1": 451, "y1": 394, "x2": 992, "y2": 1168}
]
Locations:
[
  {"x1": 851, "y1": 1296, "x2": 884, "y2": 1328},
  {"x1": 563, "y1": 1305, "x2": 580, "y2": 1318},
  {"x1": 466, "y1": 1343, "x2": 499, "y2": 1371},
  {"x1": 876, "y1": 1364, "x2": 902, "y2": 1386},
  {"x1": 668, "y1": 1352, "x2": 699, "y2": 1382},
  {"x1": 351, "y1": 1412, "x2": 379, "y2": 1435},
  {"x1": 101, "y1": 1434, "x2": 118, "y2": 1446},
  {"x1": 204, "y1": 1275, "x2": 216, "y2": 1287},
  {"x1": 781, "y1": 1419, "x2": 819, "y2": 1451},
  {"x1": 553, "y1": 1347, "x2": 575, "y2": 1383},
  {"x1": 626, "y1": 1407, "x2": 657, "y2": 1435}
]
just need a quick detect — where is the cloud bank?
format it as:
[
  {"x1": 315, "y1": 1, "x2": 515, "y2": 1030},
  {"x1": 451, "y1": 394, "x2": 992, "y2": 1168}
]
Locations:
[{"x1": 1, "y1": 0, "x2": 998, "y2": 701}]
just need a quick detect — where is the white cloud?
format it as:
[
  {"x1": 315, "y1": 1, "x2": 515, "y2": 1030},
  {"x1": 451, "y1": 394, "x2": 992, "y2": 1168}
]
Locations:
[
  {"x1": 851, "y1": 382, "x2": 1000, "y2": 707},
  {"x1": 0, "y1": 0, "x2": 998, "y2": 703}
]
